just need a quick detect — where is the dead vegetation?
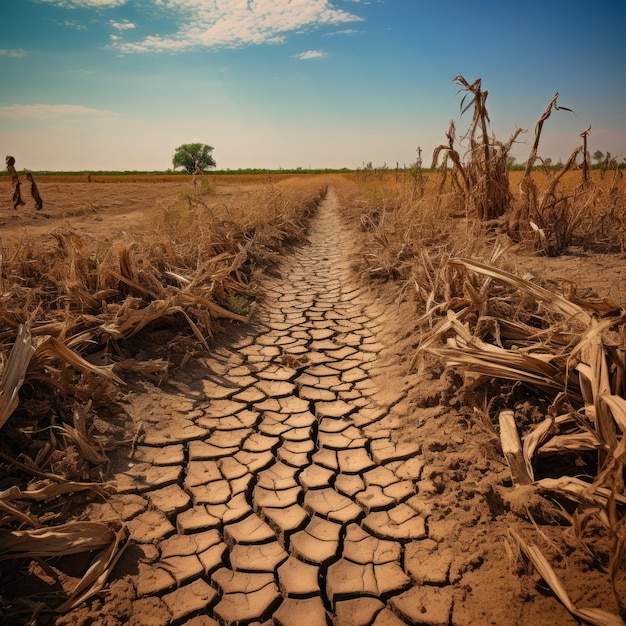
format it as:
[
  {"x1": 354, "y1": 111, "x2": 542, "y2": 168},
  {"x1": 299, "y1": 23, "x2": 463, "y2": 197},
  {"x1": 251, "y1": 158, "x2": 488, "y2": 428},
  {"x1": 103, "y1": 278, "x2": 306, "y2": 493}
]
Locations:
[
  {"x1": 340, "y1": 77, "x2": 626, "y2": 623},
  {"x1": 431, "y1": 76, "x2": 520, "y2": 221},
  {"x1": 0, "y1": 176, "x2": 326, "y2": 620}
]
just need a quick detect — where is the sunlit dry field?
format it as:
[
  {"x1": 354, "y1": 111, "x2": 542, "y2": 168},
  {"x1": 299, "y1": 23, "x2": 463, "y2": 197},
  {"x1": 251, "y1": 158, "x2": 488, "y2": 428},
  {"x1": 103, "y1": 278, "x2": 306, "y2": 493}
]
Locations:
[{"x1": 0, "y1": 167, "x2": 625, "y2": 623}]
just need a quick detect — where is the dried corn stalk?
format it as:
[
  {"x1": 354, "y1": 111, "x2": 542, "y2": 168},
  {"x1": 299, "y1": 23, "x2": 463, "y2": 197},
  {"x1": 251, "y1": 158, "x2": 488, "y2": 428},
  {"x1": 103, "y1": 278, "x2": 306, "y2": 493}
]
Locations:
[{"x1": 431, "y1": 76, "x2": 520, "y2": 220}]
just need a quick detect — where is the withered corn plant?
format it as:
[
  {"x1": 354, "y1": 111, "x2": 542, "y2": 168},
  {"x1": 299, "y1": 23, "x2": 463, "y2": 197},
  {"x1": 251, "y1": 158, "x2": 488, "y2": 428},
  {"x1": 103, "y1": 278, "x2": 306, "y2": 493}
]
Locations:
[
  {"x1": 509, "y1": 93, "x2": 595, "y2": 255},
  {"x1": 432, "y1": 76, "x2": 522, "y2": 220},
  {"x1": 5, "y1": 155, "x2": 25, "y2": 210}
]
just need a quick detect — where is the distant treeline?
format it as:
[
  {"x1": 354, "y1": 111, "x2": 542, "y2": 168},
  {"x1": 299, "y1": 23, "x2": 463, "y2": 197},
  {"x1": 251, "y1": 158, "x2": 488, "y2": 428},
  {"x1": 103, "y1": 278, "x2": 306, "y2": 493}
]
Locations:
[
  {"x1": 1, "y1": 163, "x2": 623, "y2": 178},
  {"x1": 0, "y1": 167, "x2": 356, "y2": 177}
]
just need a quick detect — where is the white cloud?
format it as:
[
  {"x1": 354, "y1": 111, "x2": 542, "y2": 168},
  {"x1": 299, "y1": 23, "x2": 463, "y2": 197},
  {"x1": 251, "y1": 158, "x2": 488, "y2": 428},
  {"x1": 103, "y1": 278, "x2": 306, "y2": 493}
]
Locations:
[
  {"x1": 113, "y1": 0, "x2": 363, "y2": 53},
  {"x1": 295, "y1": 50, "x2": 327, "y2": 59},
  {"x1": 110, "y1": 19, "x2": 135, "y2": 31},
  {"x1": 64, "y1": 20, "x2": 88, "y2": 29},
  {"x1": 35, "y1": 0, "x2": 128, "y2": 7},
  {"x1": 323, "y1": 28, "x2": 359, "y2": 36},
  {"x1": 0, "y1": 49, "x2": 27, "y2": 58},
  {"x1": 0, "y1": 104, "x2": 118, "y2": 119}
]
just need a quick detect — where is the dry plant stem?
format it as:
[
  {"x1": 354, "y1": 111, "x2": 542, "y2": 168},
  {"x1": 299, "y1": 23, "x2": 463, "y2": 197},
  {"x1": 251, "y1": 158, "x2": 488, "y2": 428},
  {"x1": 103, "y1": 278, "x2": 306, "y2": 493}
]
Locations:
[
  {"x1": 499, "y1": 410, "x2": 532, "y2": 485},
  {"x1": 5, "y1": 155, "x2": 26, "y2": 210},
  {"x1": 519, "y1": 93, "x2": 573, "y2": 223},
  {"x1": 538, "y1": 146, "x2": 584, "y2": 215},
  {"x1": 0, "y1": 324, "x2": 36, "y2": 429},
  {"x1": 26, "y1": 173, "x2": 43, "y2": 210},
  {"x1": 580, "y1": 126, "x2": 592, "y2": 184},
  {"x1": 523, "y1": 93, "x2": 573, "y2": 179}
]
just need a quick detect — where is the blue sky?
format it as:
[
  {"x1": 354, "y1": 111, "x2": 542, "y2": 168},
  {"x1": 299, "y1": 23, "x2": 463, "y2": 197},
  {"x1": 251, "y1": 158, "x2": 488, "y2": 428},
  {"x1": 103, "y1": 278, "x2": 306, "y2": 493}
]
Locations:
[{"x1": 1, "y1": 0, "x2": 624, "y2": 171}]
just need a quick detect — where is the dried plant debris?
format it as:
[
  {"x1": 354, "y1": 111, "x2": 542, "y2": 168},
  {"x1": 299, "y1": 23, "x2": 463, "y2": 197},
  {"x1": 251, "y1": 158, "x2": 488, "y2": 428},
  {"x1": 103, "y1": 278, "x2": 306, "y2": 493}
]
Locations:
[{"x1": 413, "y1": 255, "x2": 625, "y2": 616}]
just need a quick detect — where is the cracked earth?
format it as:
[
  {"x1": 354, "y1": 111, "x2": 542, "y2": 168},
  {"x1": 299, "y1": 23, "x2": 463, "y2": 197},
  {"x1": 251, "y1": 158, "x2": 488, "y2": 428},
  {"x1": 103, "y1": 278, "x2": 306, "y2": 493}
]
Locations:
[{"x1": 61, "y1": 187, "x2": 588, "y2": 625}]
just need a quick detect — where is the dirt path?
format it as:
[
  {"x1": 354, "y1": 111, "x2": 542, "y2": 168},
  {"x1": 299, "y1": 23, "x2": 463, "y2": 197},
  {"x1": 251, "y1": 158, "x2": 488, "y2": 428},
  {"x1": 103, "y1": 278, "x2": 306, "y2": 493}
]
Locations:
[{"x1": 56, "y1": 188, "x2": 587, "y2": 625}]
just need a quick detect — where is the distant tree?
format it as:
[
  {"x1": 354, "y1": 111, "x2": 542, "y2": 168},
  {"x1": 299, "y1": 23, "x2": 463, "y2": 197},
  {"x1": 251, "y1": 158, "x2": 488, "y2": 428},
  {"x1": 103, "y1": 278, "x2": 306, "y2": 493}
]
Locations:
[
  {"x1": 172, "y1": 143, "x2": 216, "y2": 174},
  {"x1": 593, "y1": 149, "x2": 605, "y2": 164}
]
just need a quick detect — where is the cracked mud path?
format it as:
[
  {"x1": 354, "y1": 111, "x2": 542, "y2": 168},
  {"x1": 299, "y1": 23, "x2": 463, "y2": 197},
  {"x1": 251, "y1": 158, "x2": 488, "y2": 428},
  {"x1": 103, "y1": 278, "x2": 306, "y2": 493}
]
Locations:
[{"x1": 100, "y1": 188, "x2": 452, "y2": 625}]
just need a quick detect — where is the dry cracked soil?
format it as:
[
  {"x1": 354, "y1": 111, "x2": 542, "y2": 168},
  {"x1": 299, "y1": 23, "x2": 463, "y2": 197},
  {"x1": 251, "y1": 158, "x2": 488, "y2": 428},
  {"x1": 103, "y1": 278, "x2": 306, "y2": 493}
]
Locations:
[{"x1": 2, "y1": 180, "x2": 624, "y2": 625}]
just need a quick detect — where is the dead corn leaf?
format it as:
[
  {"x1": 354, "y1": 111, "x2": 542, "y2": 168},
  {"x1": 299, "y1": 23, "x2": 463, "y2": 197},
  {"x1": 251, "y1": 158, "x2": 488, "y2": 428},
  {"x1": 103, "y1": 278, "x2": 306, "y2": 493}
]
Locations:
[
  {"x1": 509, "y1": 530, "x2": 625, "y2": 626},
  {"x1": 0, "y1": 521, "x2": 115, "y2": 559},
  {"x1": 536, "y1": 476, "x2": 626, "y2": 508},
  {"x1": 0, "y1": 481, "x2": 107, "y2": 503},
  {"x1": 32, "y1": 335, "x2": 123, "y2": 385},
  {"x1": 522, "y1": 417, "x2": 554, "y2": 482},
  {"x1": 56, "y1": 525, "x2": 129, "y2": 613},
  {"x1": 448, "y1": 257, "x2": 591, "y2": 323}
]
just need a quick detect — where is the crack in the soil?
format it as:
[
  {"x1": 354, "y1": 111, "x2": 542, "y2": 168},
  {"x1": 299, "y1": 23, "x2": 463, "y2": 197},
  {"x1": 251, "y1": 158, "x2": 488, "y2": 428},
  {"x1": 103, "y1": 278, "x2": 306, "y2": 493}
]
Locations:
[{"x1": 98, "y1": 188, "x2": 430, "y2": 626}]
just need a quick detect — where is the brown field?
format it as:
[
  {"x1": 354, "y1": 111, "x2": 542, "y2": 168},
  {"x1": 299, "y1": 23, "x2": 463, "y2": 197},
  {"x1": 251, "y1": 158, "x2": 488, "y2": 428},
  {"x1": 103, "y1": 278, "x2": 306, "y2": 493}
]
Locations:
[{"x1": 0, "y1": 170, "x2": 624, "y2": 625}]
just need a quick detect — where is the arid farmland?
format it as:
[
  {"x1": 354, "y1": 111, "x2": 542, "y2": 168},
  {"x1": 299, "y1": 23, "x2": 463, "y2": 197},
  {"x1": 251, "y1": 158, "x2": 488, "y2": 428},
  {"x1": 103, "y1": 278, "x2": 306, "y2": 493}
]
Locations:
[{"x1": 0, "y1": 165, "x2": 625, "y2": 625}]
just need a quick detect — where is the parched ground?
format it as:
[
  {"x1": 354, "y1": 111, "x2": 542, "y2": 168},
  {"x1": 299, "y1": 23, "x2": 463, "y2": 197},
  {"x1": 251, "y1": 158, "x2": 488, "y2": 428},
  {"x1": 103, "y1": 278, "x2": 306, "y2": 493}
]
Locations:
[{"x1": 0, "y1": 178, "x2": 624, "y2": 625}]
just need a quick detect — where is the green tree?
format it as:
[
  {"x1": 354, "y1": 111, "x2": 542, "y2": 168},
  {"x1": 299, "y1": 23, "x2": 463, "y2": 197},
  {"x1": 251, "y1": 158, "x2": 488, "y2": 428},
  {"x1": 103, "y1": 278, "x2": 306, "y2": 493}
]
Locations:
[
  {"x1": 172, "y1": 143, "x2": 216, "y2": 174},
  {"x1": 592, "y1": 149, "x2": 605, "y2": 164}
]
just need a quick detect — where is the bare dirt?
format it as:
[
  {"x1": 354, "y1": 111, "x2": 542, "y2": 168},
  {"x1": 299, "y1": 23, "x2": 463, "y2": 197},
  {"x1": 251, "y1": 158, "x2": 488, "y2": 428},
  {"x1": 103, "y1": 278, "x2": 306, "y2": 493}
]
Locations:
[{"x1": 1, "y1": 178, "x2": 624, "y2": 625}]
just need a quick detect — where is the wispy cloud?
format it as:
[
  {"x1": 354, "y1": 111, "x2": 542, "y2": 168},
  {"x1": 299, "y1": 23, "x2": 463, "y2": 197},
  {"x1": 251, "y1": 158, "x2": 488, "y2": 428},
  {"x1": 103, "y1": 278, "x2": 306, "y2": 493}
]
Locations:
[
  {"x1": 323, "y1": 29, "x2": 360, "y2": 36},
  {"x1": 110, "y1": 19, "x2": 135, "y2": 31},
  {"x1": 295, "y1": 50, "x2": 327, "y2": 59},
  {"x1": 0, "y1": 104, "x2": 117, "y2": 119},
  {"x1": 64, "y1": 20, "x2": 88, "y2": 30},
  {"x1": 0, "y1": 48, "x2": 27, "y2": 58},
  {"x1": 35, "y1": 0, "x2": 128, "y2": 7},
  {"x1": 112, "y1": 0, "x2": 363, "y2": 53}
]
